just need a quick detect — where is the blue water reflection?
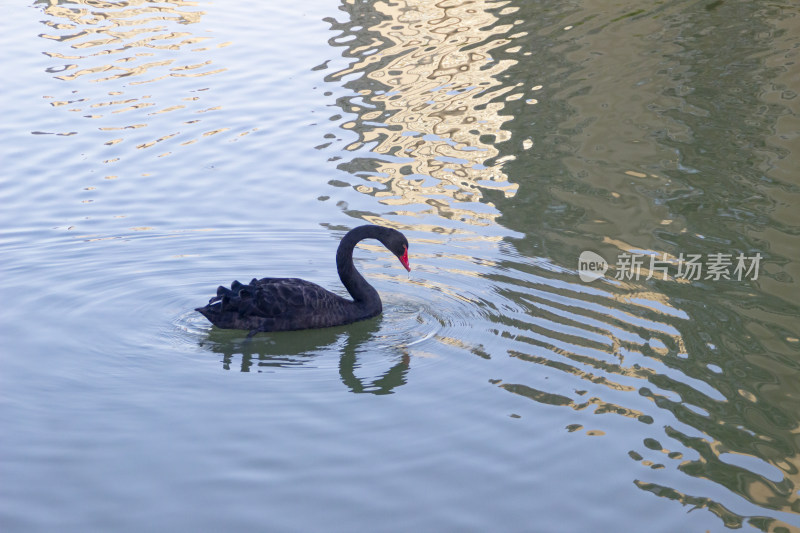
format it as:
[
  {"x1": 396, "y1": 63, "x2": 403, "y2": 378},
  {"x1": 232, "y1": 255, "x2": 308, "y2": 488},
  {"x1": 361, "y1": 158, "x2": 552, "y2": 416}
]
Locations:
[{"x1": 1, "y1": 1, "x2": 798, "y2": 532}]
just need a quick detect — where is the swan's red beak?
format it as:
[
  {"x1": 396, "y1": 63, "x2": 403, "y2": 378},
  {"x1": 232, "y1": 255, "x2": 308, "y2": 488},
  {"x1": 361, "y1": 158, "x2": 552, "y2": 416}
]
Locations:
[{"x1": 399, "y1": 248, "x2": 411, "y2": 272}]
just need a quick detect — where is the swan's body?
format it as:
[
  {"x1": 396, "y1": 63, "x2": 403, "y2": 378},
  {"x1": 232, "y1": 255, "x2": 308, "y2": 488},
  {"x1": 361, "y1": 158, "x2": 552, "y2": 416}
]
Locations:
[{"x1": 196, "y1": 225, "x2": 410, "y2": 335}]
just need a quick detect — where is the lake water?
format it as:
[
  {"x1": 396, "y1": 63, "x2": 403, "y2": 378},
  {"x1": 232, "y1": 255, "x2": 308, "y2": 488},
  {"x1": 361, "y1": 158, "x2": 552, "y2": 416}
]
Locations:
[{"x1": 2, "y1": 1, "x2": 799, "y2": 531}]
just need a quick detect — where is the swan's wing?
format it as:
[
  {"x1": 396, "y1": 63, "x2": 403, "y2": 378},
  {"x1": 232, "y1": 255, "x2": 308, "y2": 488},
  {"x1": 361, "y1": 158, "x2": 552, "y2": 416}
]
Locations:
[
  {"x1": 247, "y1": 277, "x2": 344, "y2": 317},
  {"x1": 197, "y1": 277, "x2": 354, "y2": 332}
]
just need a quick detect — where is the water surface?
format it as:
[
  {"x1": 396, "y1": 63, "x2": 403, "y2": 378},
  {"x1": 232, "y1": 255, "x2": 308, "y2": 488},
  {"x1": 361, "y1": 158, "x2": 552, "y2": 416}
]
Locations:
[{"x1": 2, "y1": 1, "x2": 799, "y2": 531}]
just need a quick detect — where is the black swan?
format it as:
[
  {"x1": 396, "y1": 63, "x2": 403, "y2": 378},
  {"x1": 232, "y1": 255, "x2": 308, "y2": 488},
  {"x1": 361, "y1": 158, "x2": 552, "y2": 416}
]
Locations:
[{"x1": 196, "y1": 225, "x2": 410, "y2": 335}]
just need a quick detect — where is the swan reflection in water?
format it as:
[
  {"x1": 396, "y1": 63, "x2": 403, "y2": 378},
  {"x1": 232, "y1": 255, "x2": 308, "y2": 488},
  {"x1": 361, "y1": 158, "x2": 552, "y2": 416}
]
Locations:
[{"x1": 200, "y1": 317, "x2": 411, "y2": 395}]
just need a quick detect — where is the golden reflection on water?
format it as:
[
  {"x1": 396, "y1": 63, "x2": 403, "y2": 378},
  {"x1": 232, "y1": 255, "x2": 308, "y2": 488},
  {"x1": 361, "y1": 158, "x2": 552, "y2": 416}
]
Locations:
[
  {"x1": 38, "y1": 0, "x2": 216, "y2": 81},
  {"x1": 322, "y1": 7, "x2": 800, "y2": 525},
  {"x1": 34, "y1": 0, "x2": 235, "y2": 158},
  {"x1": 488, "y1": 248, "x2": 800, "y2": 523},
  {"x1": 326, "y1": 0, "x2": 526, "y2": 233}
]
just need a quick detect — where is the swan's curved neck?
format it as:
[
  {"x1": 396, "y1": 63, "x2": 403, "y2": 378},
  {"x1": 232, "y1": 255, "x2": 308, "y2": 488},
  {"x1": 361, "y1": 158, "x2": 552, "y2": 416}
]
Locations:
[{"x1": 336, "y1": 226, "x2": 381, "y2": 308}]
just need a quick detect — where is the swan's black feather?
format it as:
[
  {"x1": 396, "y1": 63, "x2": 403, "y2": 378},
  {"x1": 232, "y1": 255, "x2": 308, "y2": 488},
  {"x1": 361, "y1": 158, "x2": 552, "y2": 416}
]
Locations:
[
  {"x1": 196, "y1": 225, "x2": 410, "y2": 334},
  {"x1": 196, "y1": 277, "x2": 373, "y2": 332}
]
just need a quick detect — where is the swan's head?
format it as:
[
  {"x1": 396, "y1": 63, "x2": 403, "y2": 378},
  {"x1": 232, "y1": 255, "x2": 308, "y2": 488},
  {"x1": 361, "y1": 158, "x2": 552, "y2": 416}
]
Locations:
[
  {"x1": 351, "y1": 224, "x2": 411, "y2": 272},
  {"x1": 383, "y1": 228, "x2": 411, "y2": 272}
]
